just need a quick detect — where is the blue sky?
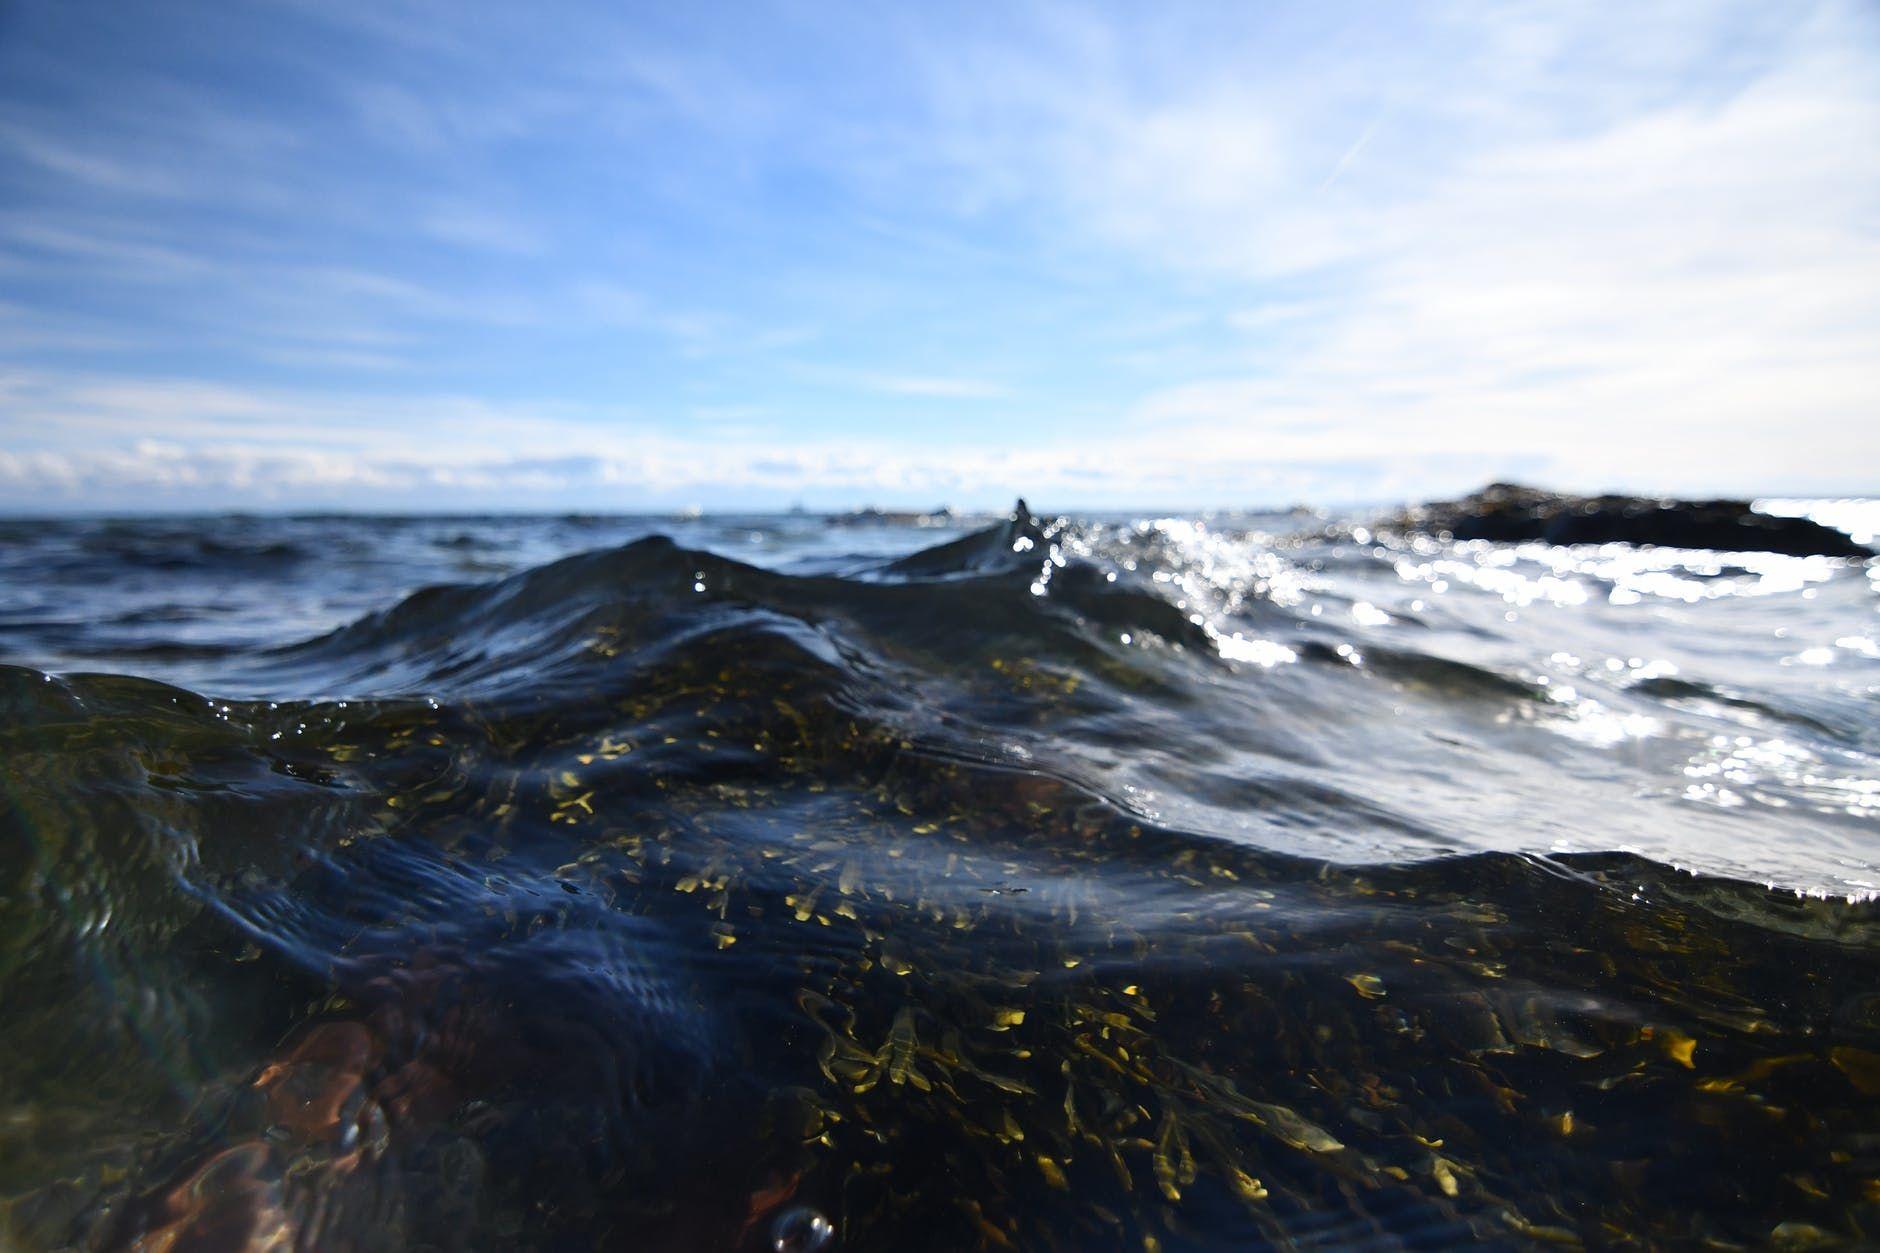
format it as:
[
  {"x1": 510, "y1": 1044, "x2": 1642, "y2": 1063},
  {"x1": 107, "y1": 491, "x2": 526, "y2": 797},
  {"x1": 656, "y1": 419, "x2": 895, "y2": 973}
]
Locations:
[{"x1": 1, "y1": 0, "x2": 1875, "y2": 512}]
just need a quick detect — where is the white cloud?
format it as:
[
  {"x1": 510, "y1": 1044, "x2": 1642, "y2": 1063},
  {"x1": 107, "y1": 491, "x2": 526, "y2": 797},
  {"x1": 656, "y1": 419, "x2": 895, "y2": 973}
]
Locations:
[
  {"x1": 0, "y1": 369, "x2": 1459, "y2": 509},
  {"x1": 904, "y1": 0, "x2": 1880, "y2": 495},
  {"x1": 0, "y1": 120, "x2": 192, "y2": 198},
  {"x1": 864, "y1": 375, "x2": 1011, "y2": 399},
  {"x1": 2, "y1": 1, "x2": 1874, "y2": 507},
  {"x1": 421, "y1": 207, "x2": 548, "y2": 255}
]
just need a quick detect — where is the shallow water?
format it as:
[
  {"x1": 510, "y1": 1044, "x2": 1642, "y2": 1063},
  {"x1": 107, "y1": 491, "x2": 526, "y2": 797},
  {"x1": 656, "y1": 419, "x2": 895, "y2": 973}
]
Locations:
[{"x1": 1, "y1": 502, "x2": 1877, "y2": 1250}]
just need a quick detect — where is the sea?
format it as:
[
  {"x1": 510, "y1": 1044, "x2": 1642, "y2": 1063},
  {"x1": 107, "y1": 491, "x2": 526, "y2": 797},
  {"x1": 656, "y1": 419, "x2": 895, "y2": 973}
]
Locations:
[{"x1": 1, "y1": 499, "x2": 1877, "y2": 1250}]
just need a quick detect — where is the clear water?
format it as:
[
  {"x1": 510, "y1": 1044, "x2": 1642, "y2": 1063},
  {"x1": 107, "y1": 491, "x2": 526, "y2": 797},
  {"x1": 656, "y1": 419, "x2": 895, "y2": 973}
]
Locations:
[{"x1": 1, "y1": 502, "x2": 1876, "y2": 1249}]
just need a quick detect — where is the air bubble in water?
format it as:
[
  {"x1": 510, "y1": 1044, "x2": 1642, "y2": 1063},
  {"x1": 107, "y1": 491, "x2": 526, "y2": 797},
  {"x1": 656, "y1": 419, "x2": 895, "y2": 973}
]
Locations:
[{"x1": 772, "y1": 1206, "x2": 834, "y2": 1253}]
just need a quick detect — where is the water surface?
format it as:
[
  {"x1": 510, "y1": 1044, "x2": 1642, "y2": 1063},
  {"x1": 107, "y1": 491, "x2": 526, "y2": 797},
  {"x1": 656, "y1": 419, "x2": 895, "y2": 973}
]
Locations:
[{"x1": 2, "y1": 502, "x2": 1877, "y2": 1250}]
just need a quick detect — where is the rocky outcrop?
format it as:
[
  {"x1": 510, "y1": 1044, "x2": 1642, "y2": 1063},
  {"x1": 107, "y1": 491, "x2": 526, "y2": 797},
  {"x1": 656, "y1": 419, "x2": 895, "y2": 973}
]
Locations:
[{"x1": 1387, "y1": 483, "x2": 1873, "y2": 558}]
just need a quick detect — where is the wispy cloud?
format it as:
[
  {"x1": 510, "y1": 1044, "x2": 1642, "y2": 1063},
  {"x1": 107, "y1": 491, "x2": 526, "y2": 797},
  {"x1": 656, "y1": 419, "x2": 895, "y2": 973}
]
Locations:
[
  {"x1": 864, "y1": 375, "x2": 1011, "y2": 400},
  {"x1": 420, "y1": 207, "x2": 548, "y2": 256},
  {"x1": 0, "y1": 0, "x2": 1874, "y2": 507},
  {"x1": 1318, "y1": 111, "x2": 1383, "y2": 190},
  {"x1": 896, "y1": 0, "x2": 1880, "y2": 495}
]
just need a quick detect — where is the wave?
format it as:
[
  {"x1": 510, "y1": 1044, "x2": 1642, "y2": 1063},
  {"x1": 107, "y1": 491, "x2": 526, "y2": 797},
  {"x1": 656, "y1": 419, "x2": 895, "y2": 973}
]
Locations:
[{"x1": 4, "y1": 506, "x2": 1880, "y2": 1249}]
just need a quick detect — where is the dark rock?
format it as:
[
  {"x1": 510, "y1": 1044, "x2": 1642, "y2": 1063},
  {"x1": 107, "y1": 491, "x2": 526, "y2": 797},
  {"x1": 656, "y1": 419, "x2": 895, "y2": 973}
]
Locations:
[
  {"x1": 829, "y1": 505, "x2": 957, "y2": 527},
  {"x1": 1386, "y1": 483, "x2": 1872, "y2": 558}
]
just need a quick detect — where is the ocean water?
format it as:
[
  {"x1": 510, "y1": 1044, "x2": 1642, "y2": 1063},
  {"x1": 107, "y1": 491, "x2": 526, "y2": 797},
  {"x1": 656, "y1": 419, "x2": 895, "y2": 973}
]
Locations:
[{"x1": 1, "y1": 501, "x2": 1876, "y2": 1250}]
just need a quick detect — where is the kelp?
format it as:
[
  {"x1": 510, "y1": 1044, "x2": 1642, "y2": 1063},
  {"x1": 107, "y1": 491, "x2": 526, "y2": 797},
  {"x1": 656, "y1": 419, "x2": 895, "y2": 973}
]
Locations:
[{"x1": 3, "y1": 525, "x2": 1878, "y2": 1251}]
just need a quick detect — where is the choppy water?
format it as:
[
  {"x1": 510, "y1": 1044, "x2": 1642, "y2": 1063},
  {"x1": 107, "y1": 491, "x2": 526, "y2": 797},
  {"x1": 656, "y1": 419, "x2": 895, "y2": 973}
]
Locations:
[{"x1": 2, "y1": 501, "x2": 1877, "y2": 1250}]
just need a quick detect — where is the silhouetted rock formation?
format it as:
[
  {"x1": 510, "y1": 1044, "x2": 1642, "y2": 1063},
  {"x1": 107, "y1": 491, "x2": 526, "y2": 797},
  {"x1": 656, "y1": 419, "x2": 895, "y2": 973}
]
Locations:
[{"x1": 1388, "y1": 483, "x2": 1872, "y2": 558}]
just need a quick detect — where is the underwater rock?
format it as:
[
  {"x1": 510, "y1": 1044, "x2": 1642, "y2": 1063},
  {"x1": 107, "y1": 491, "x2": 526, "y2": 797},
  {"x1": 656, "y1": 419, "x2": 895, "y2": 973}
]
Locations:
[{"x1": 1386, "y1": 482, "x2": 1872, "y2": 557}]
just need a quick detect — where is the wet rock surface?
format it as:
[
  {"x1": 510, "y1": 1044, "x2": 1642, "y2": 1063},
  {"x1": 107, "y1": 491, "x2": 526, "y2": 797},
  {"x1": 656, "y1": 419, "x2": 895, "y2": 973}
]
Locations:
[{"x1": 1384, "y1": 483, "x2": 1874, "y2": 557}]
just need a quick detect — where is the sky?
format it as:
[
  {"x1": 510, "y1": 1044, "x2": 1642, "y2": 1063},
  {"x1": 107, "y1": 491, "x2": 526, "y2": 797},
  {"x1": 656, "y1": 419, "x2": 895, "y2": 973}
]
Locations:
[{"x1": 0, "y1": 0, "x2": 1876, "y2": 513}]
